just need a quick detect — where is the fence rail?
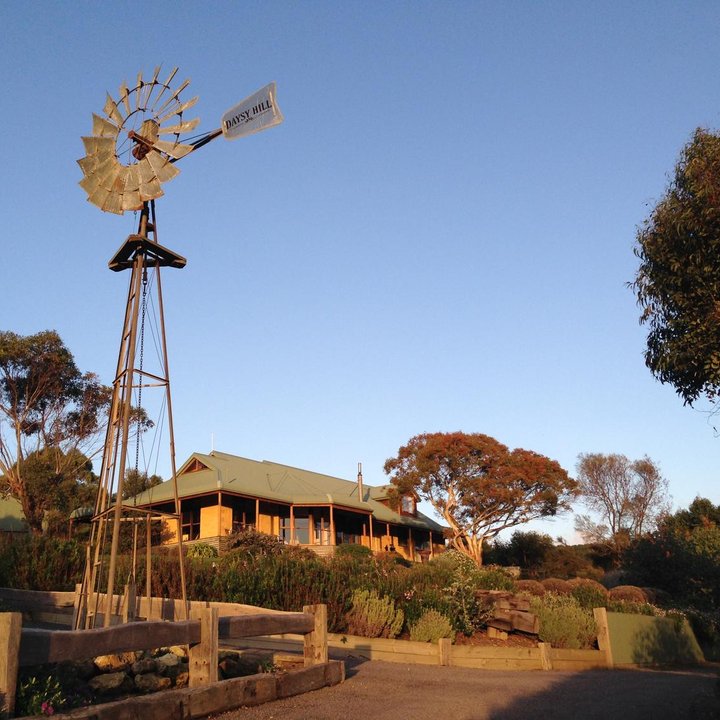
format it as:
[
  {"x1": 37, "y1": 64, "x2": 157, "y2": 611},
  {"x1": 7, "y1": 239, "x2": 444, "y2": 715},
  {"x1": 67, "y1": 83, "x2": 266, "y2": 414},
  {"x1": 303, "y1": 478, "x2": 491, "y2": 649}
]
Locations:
[{"x1": 0, "y1": 588, "x2": 332, "y2": 719}]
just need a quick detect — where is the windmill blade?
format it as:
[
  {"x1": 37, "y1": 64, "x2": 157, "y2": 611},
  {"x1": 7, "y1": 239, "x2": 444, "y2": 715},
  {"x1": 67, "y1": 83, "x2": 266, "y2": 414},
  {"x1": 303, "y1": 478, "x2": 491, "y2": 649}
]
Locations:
[
  {"x1": 150, "y1": 67, "x2": 179, "y2": 112},
  {"x1": 159, "y1": 118, "x2": 200, "y2": 135},
  {"x1": 119, "y1": 80, "x2": 131, "y2": 115},
  {"x1": 101, "y1": 189, "x2": 124, "y2": 215},
  {"x1": 157, "y1": 96, "x2": 199, "y2": 124},
  {"x1": 153, "y1": 139, "x2": 194, "y2": 159},
  {"x1": 82, "y1": 136, "x2": 115, "y2": 156},
  {"x1": 139, "y1": 175, "x2": 163, "y2": 200},
  {"x1": 104, "y1": 93, "x2": 124, "y2": 125},
  {"x1": 87, "y1": 185, "x2": 113, "y2": 210},
  {"x1": 92, "y1": 114, "x2": 118, "y2": 138},
  {"x1": 155, "y1": 78, "x2": 191, "y2": 116},
  {"x1": 135, "y1": 72, "x2": 144, "y2": 111},
  {"x1": 142, "y1": 66, "x2": 162, "y2": 109},
  {"x1": 123, "y1": 165, "x2": 141, "y2": 192},
  {"x1": 122, "y1": 189, "x2": 143, "y2": 211},
  {"x1": 145, "y1": 150, "x2": 181, "y2": 182}
]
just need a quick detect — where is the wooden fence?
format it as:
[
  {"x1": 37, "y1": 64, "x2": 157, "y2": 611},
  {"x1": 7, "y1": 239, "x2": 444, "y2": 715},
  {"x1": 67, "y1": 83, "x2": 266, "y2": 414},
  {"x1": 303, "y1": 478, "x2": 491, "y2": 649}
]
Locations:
[{"x1": 0, "y1": 588, "x2": 340, "y2": 719}]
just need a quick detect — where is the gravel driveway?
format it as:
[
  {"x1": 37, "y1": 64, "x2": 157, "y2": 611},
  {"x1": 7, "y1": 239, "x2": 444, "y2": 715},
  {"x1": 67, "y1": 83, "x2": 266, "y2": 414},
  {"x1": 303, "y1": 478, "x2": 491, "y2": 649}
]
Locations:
[{"x1": 209, "y1": 658, "x2": 720, "y2": 720}]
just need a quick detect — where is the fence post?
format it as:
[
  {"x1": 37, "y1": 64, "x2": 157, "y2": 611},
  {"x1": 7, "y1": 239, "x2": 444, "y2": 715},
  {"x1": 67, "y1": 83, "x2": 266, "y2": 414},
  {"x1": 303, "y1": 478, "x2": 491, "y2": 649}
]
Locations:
[
  {"x1": 438, "y1": 637, "x2": 451, "y2": 666},
  {"x1": 303, "y1": 604, "x2": 328, "y2": 666},
  {"x1": 0, "y1": 612, "x2": 22, "y2": 718},
  {"x1": 189, "y1": 607, "x2": 219, "y2": 687},
  {"x1": 593, "y1": 607, "x2": 614, "y2": 669},
  {"x1": 538, "y1": 642, "x2": 553, "y2": 670}
]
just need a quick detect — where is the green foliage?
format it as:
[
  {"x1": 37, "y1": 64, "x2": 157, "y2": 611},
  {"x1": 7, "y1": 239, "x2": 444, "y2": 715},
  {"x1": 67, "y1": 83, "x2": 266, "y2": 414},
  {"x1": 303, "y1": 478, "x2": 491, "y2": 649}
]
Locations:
[
  {"x1": 225, "y1": 528, "x2": 286, "y2": 556},
  {"x1": 384, "y1": 432, "x2": 576, "y2": 565},
  {"x1": 0, "y1": 330, "x2": 112, "y2": 535},
  {"x1": 122, "y1": 469, "x2": 163, "y2": 500},
  {"x1": 428, "y1": 551, "x2": 500, "y2": 634},
  {"x1": 16, "y1": 672, "x2": 66, "y2": 717},
  {"x1": 624, "y1": 497, "x2": 720, "y2": 611},
  {"x1": 632, "y1": 128, "x2": 720, "y2": 405},
  {"x1": 685, "y1": 608, "x2": 720, "y2": 661},
  {"x1": 569, "y1": 578, "x2": 608, "y2": 610},
  {"x1": 606, "y1": 599, "x2": 659, "y2": 616},
  {"x1": 530, "y1": 593, "x2": 597, "y2": 649},
  {"x1": 186, "y1": 543, "x2": 218, "y2": 559},
  {"x1": 334, "y1": 543, "x2": 373, "y2": 560},
  {"x1": 515, "y1": 579, "x2": 545, "y2": 596},
  {"x1": 609, "y1": 585, "x2": 648, "y2": 603},
  {"x1": 0, "y1": 535, "x2": 85, "y2": 590},
  {"x1": 488, "y1": 531, "x2": 554, "y2": 569},
  {"x1": 345, "y1": 589, "x2": 404, "y2": 639},
  {"x1": 541, "y1": 578, "x2": 572, "y2": 595},
  {"x1": 409, "y1": 609, "x2": 454, "y2": 643}
]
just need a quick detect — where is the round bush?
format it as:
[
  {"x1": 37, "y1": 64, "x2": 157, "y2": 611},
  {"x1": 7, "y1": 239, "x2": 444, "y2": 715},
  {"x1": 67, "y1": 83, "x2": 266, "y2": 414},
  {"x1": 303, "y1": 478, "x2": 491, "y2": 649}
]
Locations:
[
  {"x1": 541, "y1": 578, "x2": 572, "y2": 595},
  {"x1": 335, "y1": 544, "x2": 373, "y2": 560},
  {"x1": 409, "y1": 609, "x2": 454, "y2": 643},
  {"x1": 516, "y1": 579, "x2": 545, "y2": 597},
  {"x1": 609, "y1": 585, "x2": 648, "y2": 603},
  {"x1": 569, "y1": 579, "x2": 608, "y2": 610}
]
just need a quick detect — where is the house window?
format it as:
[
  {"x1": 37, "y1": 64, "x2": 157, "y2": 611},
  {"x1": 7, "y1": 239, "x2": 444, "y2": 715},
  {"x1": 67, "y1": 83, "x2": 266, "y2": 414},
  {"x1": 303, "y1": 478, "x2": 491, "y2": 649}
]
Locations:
[
  {"x1": 401, "y1": 496, "x2": 415, "y2": 515},
  {"x1": 182, "y1": 508, "x2": 200, "y2": 540}
]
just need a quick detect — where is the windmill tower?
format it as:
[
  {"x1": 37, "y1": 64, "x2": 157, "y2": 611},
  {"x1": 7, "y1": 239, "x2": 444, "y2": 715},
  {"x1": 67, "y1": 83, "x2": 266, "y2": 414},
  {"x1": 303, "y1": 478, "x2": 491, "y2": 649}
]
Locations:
[{"x1": 75, "y1": 68, "x2": 283, "y2": 628}]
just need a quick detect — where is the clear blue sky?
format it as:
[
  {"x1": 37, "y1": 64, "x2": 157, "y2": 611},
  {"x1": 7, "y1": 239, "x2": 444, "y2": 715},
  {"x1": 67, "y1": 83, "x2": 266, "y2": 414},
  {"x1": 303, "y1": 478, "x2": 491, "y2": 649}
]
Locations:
[{"x1": 2, "y1": 1, "x2": 719, "y2": 542}]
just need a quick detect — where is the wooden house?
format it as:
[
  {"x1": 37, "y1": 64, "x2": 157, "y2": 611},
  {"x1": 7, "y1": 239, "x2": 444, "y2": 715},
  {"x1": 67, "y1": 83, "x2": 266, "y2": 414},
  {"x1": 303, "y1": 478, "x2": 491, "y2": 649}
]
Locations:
[{"x1": 130, "y1": 451, "x2": 446, "y2": 560}]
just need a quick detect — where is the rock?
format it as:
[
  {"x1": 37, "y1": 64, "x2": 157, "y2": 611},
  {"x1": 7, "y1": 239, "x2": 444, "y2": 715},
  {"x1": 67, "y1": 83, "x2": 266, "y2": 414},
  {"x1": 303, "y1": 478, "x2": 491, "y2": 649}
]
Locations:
[
  {"x1": 168, "y1": 645, "x2": 188, "y2": 658},
  {"x1": 219, "y1": 657, "x2": 241, "y2": 679},
  {"x1": 218, "y1": 650, "x2": 240, "y2": 662},
  {"x1": 89, "y1": 671, "x2": 134, "y2": 696},
  {"x1": 135, "y1": 673, "x2": 172, "y2": 693},
  {"x1": 75, "y1": 659, "x2": 98, "y2": 680},
  {"x1": 94, "y1": 653, "x2": 135, "y2": 673},
  {"x1": 155, "y1": 652, "x2": 180, "y2": 674},
  {"x1": 174, "y1": 670, "x2": 189, "y2": 688},
  {"x1": 131, "y1": 658, "x2": 158, "y2": 675}
]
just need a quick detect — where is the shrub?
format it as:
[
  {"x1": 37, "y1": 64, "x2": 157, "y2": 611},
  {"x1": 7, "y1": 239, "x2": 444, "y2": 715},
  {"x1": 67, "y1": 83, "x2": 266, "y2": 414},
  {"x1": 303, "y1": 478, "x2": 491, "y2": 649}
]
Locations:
[
  {"x1": 400, "y1": 587, "x2": 456, "y2": 630},
  {"x1": 606, "y1": 600, "x2": 658, "y2": 616},
  {"x1": 569, "y1": 578, "x2": 608, "y2": 610},
  {"x1": 335, "y1": 544, "x2": 373, "y2": 560},
  {"x1": 530, "y1": 593, "x2": 597, "y2": 649},
  {"x1": 186, "y1": 543, "x2": 218, "y2": 559},
  {"x1": 516, "y1": 579, "x2": 545, "y2": 596},
  {"x1": 685, "y1": 608, "x2": 720, "y2": 661},
  {"x1": 225, "y1": 528, "x2": 284, "y2": 556},
  {"x1": 474, "y1": 566, "x2": 516, "y2": 591},
  {"x1": 609, "y1": 585, "x2": 647, "y2": 603},
  {"x1": 345, "y1": 589, "x2": 404, "y2": 638},
  {"x1": 541, "y1": 578, "x2": 572, "y2": 595},
  {"x1": 409, "y1": 609, "x2": 454, "y2": 643}
]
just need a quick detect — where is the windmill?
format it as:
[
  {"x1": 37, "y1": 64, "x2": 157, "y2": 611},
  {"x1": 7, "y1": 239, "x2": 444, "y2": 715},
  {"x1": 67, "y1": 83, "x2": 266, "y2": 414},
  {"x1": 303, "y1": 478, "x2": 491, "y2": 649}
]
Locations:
[{"x1": 75, "y1": 68, "x2": 283, "y2": 629}]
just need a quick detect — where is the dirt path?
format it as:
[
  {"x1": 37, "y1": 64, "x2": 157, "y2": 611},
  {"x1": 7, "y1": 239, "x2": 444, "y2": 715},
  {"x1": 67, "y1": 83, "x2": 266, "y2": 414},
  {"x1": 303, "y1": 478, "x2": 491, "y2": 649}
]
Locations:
[{"x1": 209, "y1": 658, "x2": 720, "y2": 720}]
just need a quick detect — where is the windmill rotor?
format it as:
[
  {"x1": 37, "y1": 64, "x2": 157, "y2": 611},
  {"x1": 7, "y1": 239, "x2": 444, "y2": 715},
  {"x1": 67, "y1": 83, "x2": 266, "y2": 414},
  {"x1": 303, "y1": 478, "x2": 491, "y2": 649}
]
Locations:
[
  {"x1": 79, "y1": 69, "x2": 283, "y2": 216},
  {"x1": 78, "y1": 67, "x2": 199, "y2": 214}
]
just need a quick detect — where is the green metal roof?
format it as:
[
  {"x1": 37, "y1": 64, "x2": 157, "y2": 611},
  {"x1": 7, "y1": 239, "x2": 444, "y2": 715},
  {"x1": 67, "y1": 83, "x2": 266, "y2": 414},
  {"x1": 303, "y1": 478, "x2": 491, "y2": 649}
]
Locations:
[
  {"x1": 0, "y1": 496, "x2": 28, "y2": 532},
  {"x1": 130, "y1": 451, "x2": 445, "y2": 533}
]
